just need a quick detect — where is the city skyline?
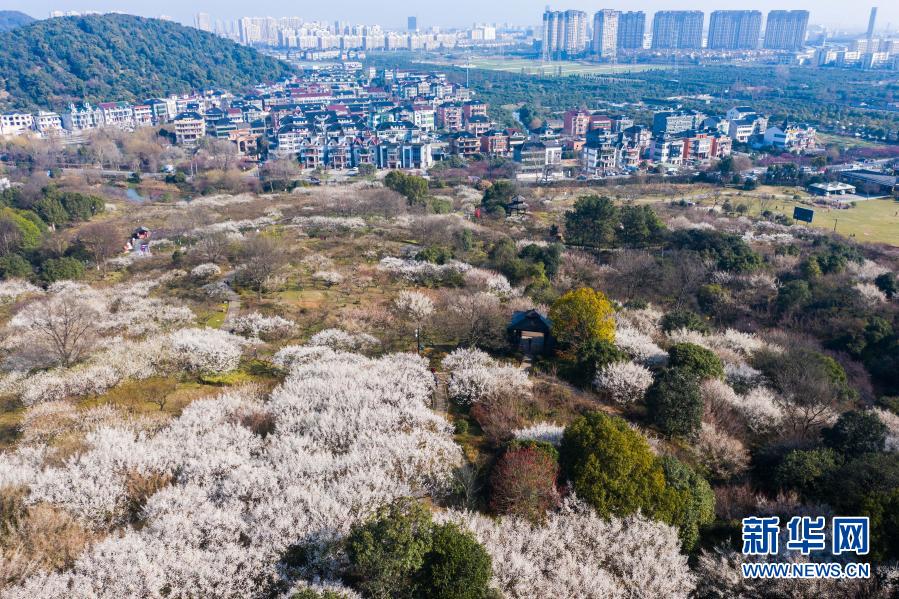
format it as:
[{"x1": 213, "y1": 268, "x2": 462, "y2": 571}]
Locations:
[{"x1": 4, "y1": 1, "x2": 898, "y2": 32}]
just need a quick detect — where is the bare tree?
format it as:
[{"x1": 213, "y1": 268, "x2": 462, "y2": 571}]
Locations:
[
  {"x1": 25, "y1": 295, "x2": 99, "y2": 367},
  {"x1": 234, "y1": 234, "x2": 286, "y2": 298},
  {"x1": 0, "y1": 217, "x2": 23, "y2": 256},
  {"x1": 77, "y1": 222, "x2": 122, "y2": 273},
  {"x1": 259, "y1": 158, "x2": 301, "y2": 192},
  {"x1": 193, "y1": 231, "x2": 232, "y2": 265},
  {"x1": 198, "y1": 138, "x2": 239, "y2": 171},
  {"x1": 610, "y1": 250, "x2": 661, "y2": 302},
  {"x1": 661, "y1": 251, "x2": 713, "y2": 309}
]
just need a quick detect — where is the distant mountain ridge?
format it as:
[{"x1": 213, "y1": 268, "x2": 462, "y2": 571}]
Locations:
[
  {"x1": 0, "y1": 13, "x2": 295, "y2": 109},
  {"x1": 0, "y1": 10, "x2": 35, "y2": 32}
]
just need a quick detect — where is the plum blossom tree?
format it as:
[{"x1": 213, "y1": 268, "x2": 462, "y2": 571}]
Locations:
[
  {"x1": 2, "y1": 350, "x2": 462, "y2": 598},
  {"x1": 170, "y1": 328, "x2": 245, "y2": 373},
  {"x1": 393, "y1": 290, "x2": 435, "y2": 351},
  {"x1": 594, "y1": 361, "x2": 654, "y2": 405},
  {"x1": 190, "y1": 263, "x2": 222, "y2": 280},
  {"x1": 512, "y1": 422, "x2": 565, "y2": 447},
  {"x1": 10, "y1": 293, "x2": 100, "y2": 367},
  {"x1": 229, "y1": 312, "x2": 294, "y2": 340},
  {"x1": 308, "y1": 329, "x2": 380, "y2": 352},
  {"x1": 441, "y1": 348, "x2": 530, "y2": 407},
  {"x1": 438, "y1": 497, "x2": 695, "y2": 598},
  {"x1": 313, "y1": 271, "x2": 344, "y2": 288}
]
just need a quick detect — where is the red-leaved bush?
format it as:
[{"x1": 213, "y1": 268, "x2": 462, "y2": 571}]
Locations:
[{"x1": 489, "y1": 447, "x2": 560, "y2": 522}]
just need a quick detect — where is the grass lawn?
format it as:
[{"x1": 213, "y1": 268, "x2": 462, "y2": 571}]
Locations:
[
  {"x1": 197, "y1": 306, "x2": 227, "y2": 329},
  {"x1": 817, "y1": 132, "x2": 887, "y2": 150},
  {"x1": 720, "y1": 195, "x2": 899, "y2": 246},
  {"x1": 604, "y1": 183, "x2": 899, "y2": 246}
]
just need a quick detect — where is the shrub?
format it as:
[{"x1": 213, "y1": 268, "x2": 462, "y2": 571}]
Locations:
[
  {"x1": 559, "y1": 412, "x2": 675, "y2": 521},
  {"x1": 667, "y1": 343, "x2": 724, "y2": 381},
  {"x1": 0, "y1": 254, "x2": 33, "y2": 278},
  {"x1": 593, "y1": 361, "x2": 654, "y2": 405},
  {"x1": 41, "y1": 257, "x2": 85, "y2": 283},
  {"x1": 823, "y1": 411, "x2": 887, "y2": 457},
  {"x1": 345, "y1": 499, "x2": 433, "y2": 599},
  {"x1": 874, "y1": 272, "x2": 897, "y2": 299},
  {"x1": 660, "y1": 310, "x2": 709, "y2": 334},
  {"x1": 416, "y1": 523, "x2": 493, "y2": 599},
  {"x1": 190, "y1": 262, "x2": 221, "y2": 279},
  {"x1": 774, "y1": 448, "x2": 842, "y2": 498},
  {"x1": 660, "y1": 456, "x2": 715, "y2": 551},
  {"x1": 561, "y1": 339, "x2": 627, "y2": 387},
  {"x1": 548, "y1": 287, "x2": 615, "y2": 357},
  {"x1": 646, "y1": 369, "x2": 704, "y2": 438},
  {"x1": 489, "y1": 446, "x2": 560, "y2": 522}
]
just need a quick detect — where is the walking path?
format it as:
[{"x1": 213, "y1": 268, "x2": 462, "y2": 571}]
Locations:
[
  {"x1": 219, "y1": 271, "x2": 241, "y2": 330},
  {"x1": 432, "y1": 372, "x2": 448, "y2": 413}
]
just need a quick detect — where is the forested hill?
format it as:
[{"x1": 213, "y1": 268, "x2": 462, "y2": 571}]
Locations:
[
  {"x1": 0, "y1": 10, "x2": 35, "y2": 32},
  {"x1": 0, "y1": 14, "x2": 295, "y2": 109}
]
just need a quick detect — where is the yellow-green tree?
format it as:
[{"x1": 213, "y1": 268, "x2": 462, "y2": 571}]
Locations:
[{"x1": 548, "y1": 287, "x2": 615, "y2": 357}]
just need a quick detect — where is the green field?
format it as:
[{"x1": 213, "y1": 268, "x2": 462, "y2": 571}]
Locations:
[
  {"x1": 709, "y1": 191, "x2": 899, "y2": 246},
  {"x1": 764, "y1": 198, "x2": 899, "y2": 245},
  {"x1": 421, "y1": 56, "x2": 668, "y2": 77}
]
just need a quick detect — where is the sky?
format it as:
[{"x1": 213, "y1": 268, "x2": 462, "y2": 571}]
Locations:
[{"x1": 4, "y1": 1, "x2": 896, "y2": 33}]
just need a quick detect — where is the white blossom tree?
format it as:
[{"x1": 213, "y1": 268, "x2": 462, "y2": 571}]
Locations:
[
  {"x1": 594, "y1": 361, "x2": 654, "y2": 405},
  {"x1": 438, "y1": 497, "x2": 695, "y2": 598}
]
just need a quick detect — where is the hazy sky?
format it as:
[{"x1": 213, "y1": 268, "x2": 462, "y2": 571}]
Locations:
[{"x1": 5, "y1": 1, "x2": 895, "y2": 33}]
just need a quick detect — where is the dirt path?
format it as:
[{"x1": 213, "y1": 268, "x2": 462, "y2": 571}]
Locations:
[{"x1": 219, "y1": 271, "x2": 241, "y2": 330}]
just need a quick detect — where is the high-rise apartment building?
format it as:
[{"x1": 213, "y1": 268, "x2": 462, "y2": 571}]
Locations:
[
  {"x1": 707, "y1": 10, "x2": 762, "y2": 50},
  {"x1": 542, "y1": 9, "x2": 588, "y2": 59},
  {"x1": 194, "y1": 12, "x2": 212, "y2": 32},
  {"x1": 651, "y1": 11, "x2": 703, "y2": 50},
  {"x1": 407, "y1": 16, "x2": 417, "y2": 32},
  {"x1": 763, "y1": 10, "x2": 809, "y2": 50},
  {"x1": 866, "y1": 7, "x2": 877, "y2": 39},
  {"x1": 617, "y1": 11, "x2": 646, "y2": 49},
  {"x1": 592, "y1": 10, "x2": 619, "y2": 59}
]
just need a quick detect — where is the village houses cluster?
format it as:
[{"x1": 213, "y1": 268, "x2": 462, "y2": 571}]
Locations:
[{"x1": 0, "y1": 64, "x2": 816, "y2": 178}]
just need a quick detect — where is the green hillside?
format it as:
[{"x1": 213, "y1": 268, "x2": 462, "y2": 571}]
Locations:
[
  {"x1": 0, "y1": 10, "x2": 35, "y2": 32},
  {"x1": 0, "y1": 13, "x2": 295, "y2": 109}
]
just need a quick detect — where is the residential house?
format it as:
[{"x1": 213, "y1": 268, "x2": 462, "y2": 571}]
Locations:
[
  {"x1": 62, "y1": 104, "x2": 103, "y2": 132},
  {"x1": 34, "y1": 111, "x2": 63, "y2": 135},
  {"x1": 515, "y1": 140, "x2": 563, "y2": 180},
  {"x1": 173, "y1": 112, "x2": 205, "y2": 146},
  {"x1": 480, "y1": 130, "x2": 511, "y2": 156},
  {"x1": 98, "y1": 102, "x2": 135, "y2": 129},
  {"x1": 451, "y1": 131, "x2": 480, "y2": 156},
  {"x1": 0, "y1": 113, "x2": 33, "y2": 137},
  {"x1": 763, "y1": 123, "x2": 816, "y2": 151}
]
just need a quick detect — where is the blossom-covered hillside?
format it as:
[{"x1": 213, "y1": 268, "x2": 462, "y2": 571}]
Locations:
[{"x1": 0, "y1": 177, "x2": 898, "y2": 597}]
